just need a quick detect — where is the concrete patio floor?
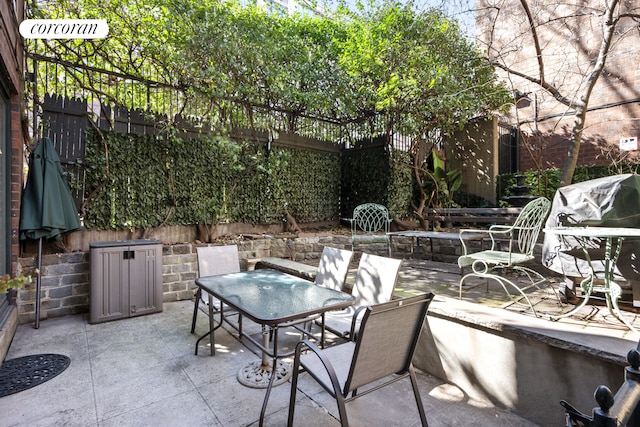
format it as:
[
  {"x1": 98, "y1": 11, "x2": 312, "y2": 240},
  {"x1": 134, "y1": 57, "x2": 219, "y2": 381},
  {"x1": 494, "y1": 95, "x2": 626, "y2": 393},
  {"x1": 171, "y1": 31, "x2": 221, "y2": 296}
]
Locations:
[
  {"x1": 2, "y1": 258, "x2": 640, "y2": 426},
  {"x1": 0, "y1": 297, "x2": 540, "y2": 427}
]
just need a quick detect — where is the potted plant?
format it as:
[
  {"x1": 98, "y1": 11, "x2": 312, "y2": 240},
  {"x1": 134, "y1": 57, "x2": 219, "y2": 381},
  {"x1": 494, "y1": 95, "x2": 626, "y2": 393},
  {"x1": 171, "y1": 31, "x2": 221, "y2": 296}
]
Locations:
[{"x1": 0, "y1": 274, "x2": 32, "y2": 294}]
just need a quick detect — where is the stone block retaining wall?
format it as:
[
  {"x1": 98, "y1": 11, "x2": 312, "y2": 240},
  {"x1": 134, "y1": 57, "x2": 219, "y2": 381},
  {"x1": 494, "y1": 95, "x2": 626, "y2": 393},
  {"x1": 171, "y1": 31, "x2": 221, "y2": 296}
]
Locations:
[{"x1": 16, "y1": 252, "x2": 91, "y2": 323}]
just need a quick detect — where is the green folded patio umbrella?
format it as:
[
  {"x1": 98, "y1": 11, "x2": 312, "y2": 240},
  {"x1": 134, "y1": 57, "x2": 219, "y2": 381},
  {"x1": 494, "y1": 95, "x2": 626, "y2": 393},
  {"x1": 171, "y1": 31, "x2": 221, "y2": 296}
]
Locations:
[{"x1": 19, "y1": 137, "x2": 82, "y2": 328}]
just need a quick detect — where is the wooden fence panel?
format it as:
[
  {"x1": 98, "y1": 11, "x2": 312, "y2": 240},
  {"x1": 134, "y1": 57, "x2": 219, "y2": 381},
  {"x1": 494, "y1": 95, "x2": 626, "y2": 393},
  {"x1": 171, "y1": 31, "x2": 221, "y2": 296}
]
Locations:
[
  {"x1": 130, "y1": 109, "x2": 155, "y2": 134},
  {"x1": 42, "y1": 94, "x2": 88, "y2": 162},
  {"x1": 113, "y1": 105, "x2": 129, "y2": 133},
  {"x1": 97, "y1": 103, "x2": 112, "y2": 131}
]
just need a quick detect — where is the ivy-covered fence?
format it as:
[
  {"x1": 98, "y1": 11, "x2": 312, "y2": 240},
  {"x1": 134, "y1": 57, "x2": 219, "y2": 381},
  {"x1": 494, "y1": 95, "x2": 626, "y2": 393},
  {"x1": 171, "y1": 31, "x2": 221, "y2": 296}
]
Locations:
[
  {"x1": 80, "y1": 126, "x2": 640, "y2": 233},
  {"x1": 83, "y1": 129, "x2": 343, "y2": 231},
  {"x1": 341, "y1": 137, "x2": 413, "y2": 219}
]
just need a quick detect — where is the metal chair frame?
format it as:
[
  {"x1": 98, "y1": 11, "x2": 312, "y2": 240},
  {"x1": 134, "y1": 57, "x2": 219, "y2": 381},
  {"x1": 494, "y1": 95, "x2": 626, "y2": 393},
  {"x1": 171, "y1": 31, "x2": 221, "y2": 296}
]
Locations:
[
  {"x1": 288, "y1": 293, "x2": 434, "y2": 427},
  {"x1": 190, "y1": 245, "x2": 241, "y2": 337},
  {"x1": 458, "y1": 197, "x2": 560, "y2": 316},
  {"x1": 348, "y1": 203, "x2": 392, "y2": 255},
  {"x1": 314, "y1": 246, "x2": 354, "y2": 291},
  {"x1": 300, "y1": 246, "x2": 353, "y2": 340},
  {"x1": 321, "y1": 253, "x2": 402, "y2": 340}
]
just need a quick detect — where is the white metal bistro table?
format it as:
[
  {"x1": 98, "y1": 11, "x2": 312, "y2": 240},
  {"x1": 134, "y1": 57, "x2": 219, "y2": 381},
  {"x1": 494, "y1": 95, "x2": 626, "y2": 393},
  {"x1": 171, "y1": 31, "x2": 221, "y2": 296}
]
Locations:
[
  {"x1": 544, "y1": 226, "x2": 640, "y2": 332},
  {"x1": 195, "y1": 268, "x2": 355, "y2": 426}
]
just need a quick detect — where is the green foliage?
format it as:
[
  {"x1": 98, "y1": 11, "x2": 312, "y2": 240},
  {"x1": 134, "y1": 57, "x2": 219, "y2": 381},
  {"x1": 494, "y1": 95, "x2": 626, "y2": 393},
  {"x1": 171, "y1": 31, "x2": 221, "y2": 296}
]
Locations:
[
  {"x1": 32, "y1": 1, "x2": 511, "y2": 228},
  {"x1": 30, "y1": 1, "x2": 509, "y2": 140},
  {"x1": 338, "y1": 3, "x2": 511, "y2": 136},
  {"x1": 334, "y1": 3, "x2": 510, "y2": 215},
  {"x1": 339, "y1": 141, "x2": 412, "y2": 219},
  {"x1": 387, "y1": 148, "x2": 413, "y2": 218},
  {"x1": 272, "y1": 147, "x2": 341, "y2": 222},
  {"x1": 341, "y1": 143, "x2": 391, "y2": 217},
  {"x1": 497, "y1": 170, "x2": 564, "y2": 205},
  {"x1": 28, "y1": 0, "x2": 353, "y2": 130},
  {"x1": 432, "y1": 152, "x2": 462, "y2": 207},
  {"x1": 0, "y1": 274, "x2": 32, "y2": 294},
  {"x1": 412, "y1": 150, "x2": 463, "y2": 209},
  {"x1": 83, "y1": 130, "x2": 341, "y2": 229},
  {"x1": 497, "y1": 163, "x2": 640, "y2": 204}
]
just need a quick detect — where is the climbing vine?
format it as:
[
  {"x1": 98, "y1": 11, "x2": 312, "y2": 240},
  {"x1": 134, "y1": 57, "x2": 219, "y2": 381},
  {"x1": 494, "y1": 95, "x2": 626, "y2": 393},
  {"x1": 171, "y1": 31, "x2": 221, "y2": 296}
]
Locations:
[{"x1": 83, "y1": 129, "x2": 342, "y2": 235}]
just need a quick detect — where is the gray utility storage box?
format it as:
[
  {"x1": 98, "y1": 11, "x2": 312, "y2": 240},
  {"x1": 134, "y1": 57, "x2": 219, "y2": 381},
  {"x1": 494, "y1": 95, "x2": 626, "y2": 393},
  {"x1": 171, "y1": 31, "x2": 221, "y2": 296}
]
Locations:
[{"x1": 90, "y1": 239, "x2": 163, "y2": 324}]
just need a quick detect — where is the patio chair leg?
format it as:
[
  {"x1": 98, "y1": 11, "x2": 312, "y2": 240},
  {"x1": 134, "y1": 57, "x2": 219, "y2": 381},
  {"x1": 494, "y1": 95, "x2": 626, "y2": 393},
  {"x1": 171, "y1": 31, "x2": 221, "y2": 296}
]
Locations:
[
  {"x1": 336, "y1": 394, "x2": 350, "y2": 427},
  {"x1": 460, "y1": 271, "x2": 539, "y2": 317},
  {"x1": 494, "y1": 275, "x2": 539, "y2": 317},
  {"x1": 191, "y1": 288, "x2": 201, "y2": 333},
  {"x1": 513, "y1": 266, "x2": 563, "y2": 305},
  {"x1": 288, "y1": 345, "x2": 304, "y2": 427},
  {"x1": 409, "y1": 366, "x2": 429, "y2": 427}
]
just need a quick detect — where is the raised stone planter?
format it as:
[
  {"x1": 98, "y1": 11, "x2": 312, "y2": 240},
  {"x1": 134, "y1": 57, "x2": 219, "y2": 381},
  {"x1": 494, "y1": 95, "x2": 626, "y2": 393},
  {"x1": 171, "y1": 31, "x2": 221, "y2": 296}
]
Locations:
[{"x1": 417, "y1": 296, "x2": 635, "y2": 426}]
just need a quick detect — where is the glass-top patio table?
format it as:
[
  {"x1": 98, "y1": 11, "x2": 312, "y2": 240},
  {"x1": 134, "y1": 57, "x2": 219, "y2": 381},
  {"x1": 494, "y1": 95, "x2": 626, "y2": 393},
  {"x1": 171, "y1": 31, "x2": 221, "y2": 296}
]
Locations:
[
  {"x1": 545, "y1": 226, "x2": 640, "y2": 332},
  {"x1": 195, "y1": 268, "x2": 355, "y2": 426}
]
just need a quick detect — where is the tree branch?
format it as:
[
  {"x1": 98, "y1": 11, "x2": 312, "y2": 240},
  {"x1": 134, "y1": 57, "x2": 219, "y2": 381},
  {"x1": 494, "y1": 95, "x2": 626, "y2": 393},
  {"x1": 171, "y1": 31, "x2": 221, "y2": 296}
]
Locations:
[
  {"x1": 487, "y1": 59, "x2": 577, "y2": 108},
  {"x1": 518, "y1": 0, "x2": 545, "y2": 87}
]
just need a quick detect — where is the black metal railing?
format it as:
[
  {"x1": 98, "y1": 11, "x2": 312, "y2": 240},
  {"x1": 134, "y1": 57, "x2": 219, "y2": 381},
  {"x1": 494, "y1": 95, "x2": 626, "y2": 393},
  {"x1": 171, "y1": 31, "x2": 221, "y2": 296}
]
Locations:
[
  {"x1": 26, "y1": 52, "x2": 386, "y2": 146},
  {"x1": 562, "y1": 341, "x2": 640, "y2": 426}
]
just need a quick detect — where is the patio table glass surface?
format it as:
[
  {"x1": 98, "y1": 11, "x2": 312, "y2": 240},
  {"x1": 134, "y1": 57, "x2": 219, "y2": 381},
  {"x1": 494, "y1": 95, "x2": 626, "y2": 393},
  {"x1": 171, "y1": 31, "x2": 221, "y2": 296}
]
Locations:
[
  {"x1": 544, "y1": 226, "x2": 640, "y2": 332},
  {"x1": 195, "y1": 268, "x2": 355, "y2": 326}
]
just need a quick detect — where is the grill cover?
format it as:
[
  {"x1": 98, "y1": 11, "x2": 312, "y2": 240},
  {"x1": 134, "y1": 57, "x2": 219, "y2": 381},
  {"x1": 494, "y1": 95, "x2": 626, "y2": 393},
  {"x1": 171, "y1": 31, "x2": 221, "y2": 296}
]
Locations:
[{"x1": 542, "y1": 174, "x2": 640, "y2": 290}]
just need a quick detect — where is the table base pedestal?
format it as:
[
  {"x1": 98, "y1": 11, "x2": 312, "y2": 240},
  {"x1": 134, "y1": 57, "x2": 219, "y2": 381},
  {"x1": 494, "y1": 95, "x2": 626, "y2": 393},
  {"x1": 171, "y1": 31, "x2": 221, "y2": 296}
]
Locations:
[{"x1": 237, "y1": 360, "x2": 291, "y2": 389}]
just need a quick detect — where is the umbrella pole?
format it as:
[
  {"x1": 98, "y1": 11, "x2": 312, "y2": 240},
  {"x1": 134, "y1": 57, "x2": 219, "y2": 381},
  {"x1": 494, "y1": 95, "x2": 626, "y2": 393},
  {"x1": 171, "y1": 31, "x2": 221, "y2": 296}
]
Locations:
[{"x1": 35, "y1": 237, "x2": 42, "y2": 329}]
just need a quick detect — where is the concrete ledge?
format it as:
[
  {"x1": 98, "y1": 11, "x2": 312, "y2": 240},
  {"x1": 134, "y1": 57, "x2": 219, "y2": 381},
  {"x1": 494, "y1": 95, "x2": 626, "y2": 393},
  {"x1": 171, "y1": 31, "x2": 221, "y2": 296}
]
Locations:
[
  {"x1": 352, "y1": 235, "x2": 389, "y2": 243},
  {"x1": 255, "y1": 257, "x2": 317, "y2": 281},
  {"x1": 416, "y1": 296, "x2": 638, "y2": 426}
]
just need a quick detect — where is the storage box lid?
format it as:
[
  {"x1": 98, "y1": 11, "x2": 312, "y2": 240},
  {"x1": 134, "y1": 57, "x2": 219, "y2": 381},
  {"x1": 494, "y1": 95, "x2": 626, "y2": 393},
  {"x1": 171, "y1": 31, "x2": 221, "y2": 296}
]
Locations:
[{"x1": 89, "y1": 239, "x2": 161, "y2": 248}]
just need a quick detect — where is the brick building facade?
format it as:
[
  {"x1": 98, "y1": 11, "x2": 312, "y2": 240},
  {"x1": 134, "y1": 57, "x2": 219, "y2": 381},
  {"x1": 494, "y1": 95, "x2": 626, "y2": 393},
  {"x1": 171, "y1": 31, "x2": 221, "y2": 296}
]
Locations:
[
  {"x1": 1, "y1": 0, "x2": 25, "y2": 361},
  {"x1": 477, "y1": 0, "x2": 640, "y2": 172}
]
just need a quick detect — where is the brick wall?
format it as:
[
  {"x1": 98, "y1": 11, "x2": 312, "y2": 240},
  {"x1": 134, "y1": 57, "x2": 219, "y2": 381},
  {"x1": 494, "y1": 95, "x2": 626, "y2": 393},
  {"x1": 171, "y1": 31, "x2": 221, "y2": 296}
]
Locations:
[
  {"x1": 1, "y1": 0, "x2": 25, "y2": 279},
  {"x1": 0, "y1": 0, "x2": 25, "y2": 365},
  {"x1": 478, "y1": 0, "x2": 640, "y2": 171}
]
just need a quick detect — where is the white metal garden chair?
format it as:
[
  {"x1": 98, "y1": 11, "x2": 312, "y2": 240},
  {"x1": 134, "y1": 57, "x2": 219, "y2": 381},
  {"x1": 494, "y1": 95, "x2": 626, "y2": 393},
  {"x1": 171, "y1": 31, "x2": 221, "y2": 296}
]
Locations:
[
  {"x1": 458, "y1": 197, "x2": 560, "y2": 316},
  {"x1": 347, "y1": 203, "x2": 392, "y2": 255}
]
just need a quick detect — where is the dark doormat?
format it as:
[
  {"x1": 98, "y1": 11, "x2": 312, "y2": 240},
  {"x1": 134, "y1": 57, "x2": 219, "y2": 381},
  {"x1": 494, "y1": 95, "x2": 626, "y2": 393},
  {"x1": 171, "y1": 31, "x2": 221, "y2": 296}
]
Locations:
[{"x1": 0, "y1": 354, "x2": 70, "y2": 398}]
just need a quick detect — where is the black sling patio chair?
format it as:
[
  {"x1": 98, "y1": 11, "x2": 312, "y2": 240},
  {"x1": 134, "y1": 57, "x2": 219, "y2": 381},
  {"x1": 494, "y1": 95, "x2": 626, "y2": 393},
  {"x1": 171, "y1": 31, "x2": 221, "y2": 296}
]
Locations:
[{"x1": 287, "y1": 292, "x2": 435, "y2": 427}]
